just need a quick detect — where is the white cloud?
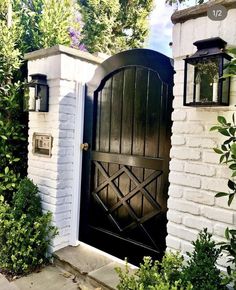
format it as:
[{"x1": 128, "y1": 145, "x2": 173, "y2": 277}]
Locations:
[
  {"x1": 146, "y1": 0, "x2": 174, "y2": 56},
  {"x1": 146, "y1": 0, "x2": 197, "y2": 56}
]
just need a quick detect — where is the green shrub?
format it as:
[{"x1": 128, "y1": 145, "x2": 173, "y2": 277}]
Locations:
[
  {"x1": 181, "y1": 228, "x2": 225, "y2": 290},
  {"x1": 0, "y1": 6, "x2": 27, "y2": 203},
  {"x1": 0, "y1": 178, "x2": 57, "y2": 275},
  {"x1": 116, "y1": 252, "x2": 192, "y2": 290},
  {"x1": 12, "y1": 178, "x2": 42, "y2": 219}
]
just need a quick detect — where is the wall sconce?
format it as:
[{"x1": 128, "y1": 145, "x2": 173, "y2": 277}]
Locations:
[
  {"x1": 183, "y1": 37, "x2": 232, "y2": 106},
  {"x1": 25, "y1": 74, "x2": 49, "y2": 112}
]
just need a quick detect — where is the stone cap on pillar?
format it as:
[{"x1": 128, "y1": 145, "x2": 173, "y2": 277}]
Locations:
[{"x1": 24, "y1": 44, "x2": 104, "y2": 65}]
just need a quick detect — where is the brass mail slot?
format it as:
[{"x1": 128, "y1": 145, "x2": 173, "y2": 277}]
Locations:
[{"x1": 32, "y1": 133, "x2": 53, "y2": 157}]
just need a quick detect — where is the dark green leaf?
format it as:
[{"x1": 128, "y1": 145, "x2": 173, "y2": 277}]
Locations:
[
  {"x1": 230, "y1": 143, "x2": 236, "y2": 156},
  {"x1": 221, "y1": 145, "x2": 227, "y2": 151},
  {"x1": 213, "y1": 148, "x2": 223, "y2": 154},
  {"x1": 231, "y1": 171, "x2": 236, "y2": 177},
  {"x1": 219, "y1": 128, "x2": 230, "y2": 136},
  {"x1": 215, "y1": 192, "x2": 228, "y2": 198},
  {"x1": 225, "y1": 152, "x2": 230, "y2": 162},
  {"x1": 228, "y1": 193, "x2": 235, "y2": 206},
  {"x1": 229, "y1": 127, "x2": 236, "y2": 136},
  {"x1": 229, "y1": 164, "x2": 236, "y2": 170},
  {"x1": 224, "y1": 137, "x2": 235, "y2": 145},
  {"x1": 225, "y1": 228, "x2": 230, "y2": 239},
  {"x1": 217, "y1": 116, "x2": 227, "y2": 125},
  {"x1": 228, "y1": 180, "x2": 235, "y2": 190},
  {"x1": 210, "y1": 126, "x2": 221, "y2": 131},
  {"x1": 220, "y1": 155, "x2": 225, "y2": 163}
]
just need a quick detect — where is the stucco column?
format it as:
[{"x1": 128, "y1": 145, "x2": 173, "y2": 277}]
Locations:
[{"x1": 25, "y1": 45, "x2": 102, "y2": 251}]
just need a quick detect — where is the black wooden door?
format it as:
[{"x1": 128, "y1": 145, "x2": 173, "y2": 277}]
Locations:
[{"x1": 80, "y1": 49, "x2": 174, "y2": 265}]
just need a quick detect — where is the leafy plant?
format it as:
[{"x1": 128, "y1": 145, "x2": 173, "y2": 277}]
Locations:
[
  {"x1": 12, "y1": 178, "x2": 42, "y2": 219},
  {"x1": 0, "y1": 179, "x2": 58, "y2": 275},
  {"x1": 79, "y1": 0, "x2": 154, "y2": 54},
  {"x1": 217, "y1": 228, "x2": 236, "y2": 288},
  {"x1": 0, "y1": 6, "x2": 27, "y2": 203},
  {"x1": 211, "y1": 114, "x2": 236, "y2": 288},
  {"x1": 116, "y1": 252, "x2": 192, "y2": 290},
  {"x1": 210, "y1": 115, "x2": 236, "y2": 206},
  {"x1": 13, "y1": 0, "x2": 83, "y2": 53},
  {"x1": 223, "y1": 48, "x2": 236, "y2": 79},
  {"x1": 38, "y1": 0, "x2": 82, "y2": 49},
  {"x1": 181, "y1": 228, "x2": 225, "y2": 290}
]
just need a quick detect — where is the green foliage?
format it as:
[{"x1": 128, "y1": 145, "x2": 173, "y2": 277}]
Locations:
[
  {"x1": 80, "y1": 0, "x2": 120, "y2": 54},
  {"x1": 0, "y1": 7, "x2": 27, "y2": 202},
  {"x1": 0, "y1": 179, "x2": 57, "y2": 275},
  {"x1": 218, "y1": 228, "x2": 236, "y2": 288},
  {"x1": 166, "y1": 0, "x2": 205, "y2": 6},
  {"x1": 37, "y1": 0, "x2": 81, "y2": 49},
  {"x1": 211, "y1": 114, "x2": 236, "y2": 288},
  {"x1": 181, "y1": 229, "x2": 225, "y2": 290},
  {"x1": 116, "y1": 252, "x2": 192, "y2": 290},
  {"x1": 13, "y1": 0, "x2": 83, "y2": 53},
  {"x1": 14, "y1": 0, "x2": 154, "y2": 55},
  {"x1": 210, "y1": 114, "x2": 236, "y2": 206},
  {"x1": 79, "y1": 0, "x2": 154, "y2": 54},
  {"x1": 12, "y1": 178, "x2": 42, "y2": 219},
  {"x1": 223, "y1": 48, "x2": 236, "y2": 78}
]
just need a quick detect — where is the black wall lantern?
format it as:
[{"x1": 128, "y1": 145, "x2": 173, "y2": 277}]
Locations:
[
  {"x1": 25, "y1": 74, "x2": 49, "y2": 112},
  {"x1": 184, "y1": 37, "x2": 232, "y2": 106}
]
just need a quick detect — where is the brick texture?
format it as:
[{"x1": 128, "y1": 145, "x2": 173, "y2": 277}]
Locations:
[
  {"x1": 27, "y1": 50, "x2": 98, "y2": 251},
  {"x1": 167, "y1": 6, "x2": 236, "y2": 271}
]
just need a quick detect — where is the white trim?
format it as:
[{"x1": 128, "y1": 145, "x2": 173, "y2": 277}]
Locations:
[{"x1": 69, "y1": 81, "x2": 85, "y2": 246}]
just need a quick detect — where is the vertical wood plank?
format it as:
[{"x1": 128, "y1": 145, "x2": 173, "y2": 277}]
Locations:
[
  {"x1": 117, "y1": 68, "x2": 136, "y2": 221},
  {"x1": 98, "y1": 79, "x2": 112, "y2": 205},
  {"x1": 131, "y1": 68, "x2": 148, "y2": 218},
  {"x1": 143, "y1": 71, "x2": 162, "y2": 215}
]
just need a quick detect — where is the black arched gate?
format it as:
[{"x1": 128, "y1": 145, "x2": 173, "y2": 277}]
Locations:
[{"x1": 79, "y1": 49, "x2": 174, "y2": 265}]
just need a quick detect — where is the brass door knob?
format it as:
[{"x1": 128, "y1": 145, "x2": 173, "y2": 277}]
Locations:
[{"x1": 80, "y1": 143, "x2": 90, "y2": 151}]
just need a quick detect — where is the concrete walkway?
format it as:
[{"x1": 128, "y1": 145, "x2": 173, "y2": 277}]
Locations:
[
  {"x1": 0, "y1": 274, "x2": 18, "y2": 290},
  {"x1": 0, "y1": 243, "x2": 137, "y2": 290},
  {"x1": 0, "y1": 265, "x2": 94, "y2": 290}
]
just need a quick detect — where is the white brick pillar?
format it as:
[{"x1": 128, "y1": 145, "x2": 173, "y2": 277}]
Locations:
[
  {"x1": 168, "y1": 1, "x2": 236, "y2": 268},
  {"x1": 25, "y1": 45, "x2": 103, "y2": 251}
]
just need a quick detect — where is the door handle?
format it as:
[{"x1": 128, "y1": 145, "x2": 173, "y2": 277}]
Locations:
[{"x1": 80, "y1": 143, "x2": 90, "y2": 151}]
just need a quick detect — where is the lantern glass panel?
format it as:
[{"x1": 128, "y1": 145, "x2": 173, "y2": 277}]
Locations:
[
  {"x1": 24, "y1": 85, "x2": 36, "y2": 111},
  {"x1": 185, "y1": 62, "x2": 195, "y2": 104},
  {"x1": 222, "y1": 58, "x2": 230, "y2": 104},
  {"x1": 37, "y1": 84, "x2": 48, "y2": 112},
  {"x1": 29, "y1": 87, "x2": 36, "y2": 110},
  {"x1": 194, "y1": 57, "x2": 219, "y2": 104}
]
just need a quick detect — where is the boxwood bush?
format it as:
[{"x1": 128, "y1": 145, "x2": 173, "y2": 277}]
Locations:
[
  {"x1": 0, "y1": 178, "x2": 57, "y2": 275},
  {"x1": 116, "y1": 229, "x2": 226, "y2": 290}
]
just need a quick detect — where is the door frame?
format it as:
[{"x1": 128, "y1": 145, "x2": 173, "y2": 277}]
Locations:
[{"x1": 69, "y1": 81, "x2": 86, "y2": 246}]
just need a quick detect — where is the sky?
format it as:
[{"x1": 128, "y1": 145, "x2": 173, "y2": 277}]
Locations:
[{"x1": 147, "y1": 0, "x2": 197, "y2": 56}]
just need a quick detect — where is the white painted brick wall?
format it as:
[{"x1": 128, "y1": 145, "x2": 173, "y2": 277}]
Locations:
[
  {"x1": 167, "y1": 5, "x2": 236, "y2": 269},
  {"x1": 26, "y1": 46, "x2": 101, "y2": 251}
]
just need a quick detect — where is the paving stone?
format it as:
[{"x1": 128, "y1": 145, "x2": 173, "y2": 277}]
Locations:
[
  {"x1": 54, "y1": 244, "x2": 113, "y2": 274},
  {"x1": 13, "y1": 265, "x2": 79, "y2": 290},
  {"x1": 0, "y1": 274, "x2": 19, "y2": 290},
  {"x1": 88, "y1": 262, "x2": 137, "y2": 290}
]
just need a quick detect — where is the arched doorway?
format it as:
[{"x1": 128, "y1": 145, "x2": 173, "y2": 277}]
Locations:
[{"x1": 80, "y1": 49, "x2": 174, "y2": 265}]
